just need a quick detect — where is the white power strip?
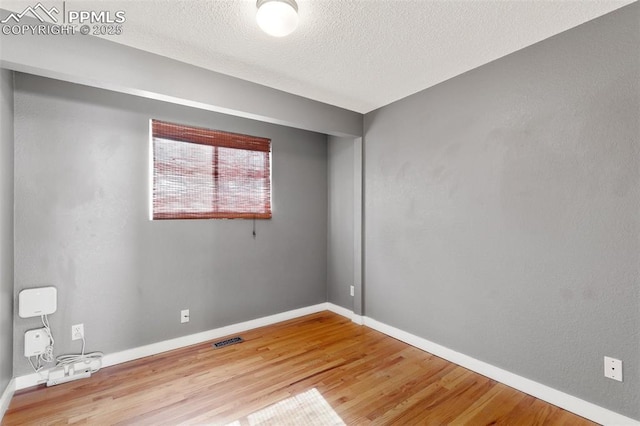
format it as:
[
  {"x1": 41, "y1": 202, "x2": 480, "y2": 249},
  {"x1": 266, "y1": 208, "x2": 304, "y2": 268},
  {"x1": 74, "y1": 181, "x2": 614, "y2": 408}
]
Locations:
[
  {"x1": 45, "y1": 358, "x2": 102, "y2": 387},
  {"x1": 47, "y1": 371, "x2": 91, "y2": 387}
]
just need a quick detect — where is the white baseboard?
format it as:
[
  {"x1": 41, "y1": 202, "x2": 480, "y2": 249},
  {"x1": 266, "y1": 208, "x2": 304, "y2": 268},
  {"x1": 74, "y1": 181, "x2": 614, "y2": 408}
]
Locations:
[
  {"x1": 326, "y1": 302, "x2": 363, "y2": 324},
  {"x1": 0, "y1": 378, "x2": 15, "y2": 421},
  {"x1": 11, "y1": 303, "x2": 638, "y2": 425},
  {"x1": 362, "y1": 316, "x2": 639, "y2": 426},
  {"x1": 15, "y1": 303, "x2": 329, "y2": 390},
  {"x1": 102, "y1": 303, "x2": 327, "y2": 368}
]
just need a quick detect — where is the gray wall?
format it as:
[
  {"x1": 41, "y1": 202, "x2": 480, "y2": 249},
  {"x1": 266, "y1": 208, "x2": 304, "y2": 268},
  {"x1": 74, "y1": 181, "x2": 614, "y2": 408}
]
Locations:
[
  {"x1": 327, "y1": 136, "x2": 354, "y2": 310},
  {"x1": 363, "y1": 4, "x2": 639, "y2": 420},
  {"x1": 0, "y1": 70, "x2": 14, "y2": 393},
  {"x1": 13, "y1": 73, "x2": 328, "y2": 376}
]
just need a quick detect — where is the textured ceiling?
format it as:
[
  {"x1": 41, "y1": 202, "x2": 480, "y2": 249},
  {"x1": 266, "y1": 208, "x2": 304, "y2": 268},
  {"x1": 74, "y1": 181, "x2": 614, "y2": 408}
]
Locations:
[{"x1": 4, "y1": 0, "x2": 635, "y2": 113}]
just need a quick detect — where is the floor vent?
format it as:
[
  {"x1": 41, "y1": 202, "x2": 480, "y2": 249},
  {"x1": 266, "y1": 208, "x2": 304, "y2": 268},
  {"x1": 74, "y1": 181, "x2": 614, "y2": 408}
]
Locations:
[{"x1": 212, "y1": 336, "x2": 244, "y2": 349}]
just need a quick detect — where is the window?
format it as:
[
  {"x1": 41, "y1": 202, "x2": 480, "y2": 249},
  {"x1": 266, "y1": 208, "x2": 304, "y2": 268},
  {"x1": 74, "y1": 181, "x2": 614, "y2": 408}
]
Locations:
[{"x1": 151, "y1": 120, "x2": 272, "y2": 220}]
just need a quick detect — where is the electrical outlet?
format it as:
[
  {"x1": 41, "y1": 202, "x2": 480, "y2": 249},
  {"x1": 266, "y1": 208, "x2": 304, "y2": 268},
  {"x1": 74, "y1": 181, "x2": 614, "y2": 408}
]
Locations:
[
  {"x1": 71, "y1": 324, "x2": 84, "y2": 341},
  {"x1": 350, "y1": 286, "x2": 355, "y2": 297},
  {"x1": 181, "y1": 309, "x2": 190, "y2": 323},
  {"x1": 604, "y1": 356, "x2": 622, "y2": 382}
]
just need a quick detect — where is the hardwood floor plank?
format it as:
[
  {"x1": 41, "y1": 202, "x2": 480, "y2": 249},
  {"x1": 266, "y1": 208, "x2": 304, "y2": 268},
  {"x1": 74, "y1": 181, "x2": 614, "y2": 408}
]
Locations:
[{"x1": 3, "y1": 312, "x2": 597, "y2": 426}]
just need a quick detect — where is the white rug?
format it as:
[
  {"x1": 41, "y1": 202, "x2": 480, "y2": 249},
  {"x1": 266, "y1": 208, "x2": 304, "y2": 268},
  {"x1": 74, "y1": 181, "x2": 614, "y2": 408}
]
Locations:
[{"x1": 226, "y1": 388, "x2": 345, "y2": 426}]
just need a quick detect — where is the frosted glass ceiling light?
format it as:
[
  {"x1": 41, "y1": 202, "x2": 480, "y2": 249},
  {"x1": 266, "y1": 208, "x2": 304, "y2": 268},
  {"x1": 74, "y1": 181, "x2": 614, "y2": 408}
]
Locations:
[{"x1": 256, "y1": 0, "x2": 299, "y2": 37}]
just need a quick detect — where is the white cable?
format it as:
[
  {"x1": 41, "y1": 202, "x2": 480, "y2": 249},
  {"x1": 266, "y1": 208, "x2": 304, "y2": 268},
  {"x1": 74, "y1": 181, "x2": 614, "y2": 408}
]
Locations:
[
  {"x1": 39, "y1": 315, "x2": 55, "y2": 364},
  {"x1": 25, "y1": 315, "x2": 104, "y2": 375},
  {"x1": 55, "y1": 334, "x2": 103, "y2": 373},
  {"x1": 28, "y1": 356, "x2": 42, "y2": 372}
]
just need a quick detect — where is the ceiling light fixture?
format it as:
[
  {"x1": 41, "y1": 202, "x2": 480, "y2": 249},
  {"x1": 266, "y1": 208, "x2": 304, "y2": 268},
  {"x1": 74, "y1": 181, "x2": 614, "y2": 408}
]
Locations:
[{"x1": 256, "y1": 0, "x2": 299, "y2": 37}]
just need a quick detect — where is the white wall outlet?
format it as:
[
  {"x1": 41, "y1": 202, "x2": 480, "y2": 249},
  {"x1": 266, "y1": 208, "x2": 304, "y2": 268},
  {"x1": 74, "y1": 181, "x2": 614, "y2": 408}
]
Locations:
[
  {"x1": 350, "y1": 286, "x2": 355, "y2": 297},
  {"x1": 604, "y1": 356, "x2": 622, "y2": 382},
  {"x1": 181, "y1": 309, "x2": 190, "y2": 323},
  {"x1": 71, "y1": 323, "x2": 84, "y2": 341}
]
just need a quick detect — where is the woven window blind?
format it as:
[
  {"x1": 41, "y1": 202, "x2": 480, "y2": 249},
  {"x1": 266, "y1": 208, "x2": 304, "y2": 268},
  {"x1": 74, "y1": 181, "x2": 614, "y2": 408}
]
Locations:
[{"x1": 152, "y1": 120, "x2": 272, "y2": 220}]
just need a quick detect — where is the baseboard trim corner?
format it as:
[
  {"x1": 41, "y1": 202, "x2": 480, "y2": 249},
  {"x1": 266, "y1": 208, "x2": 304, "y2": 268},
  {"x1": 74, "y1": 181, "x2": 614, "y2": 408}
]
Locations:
[
  {"x1": 363, "y1": 316, "x2": 639, "y2": 426},
  {"x1": 15, "y1": 303, "x2": 329, "y2": 391},
  {"x1": 0, "y1": 378, "x2": 15, "y2": 420},
  {"x1": 326, "y1": 302, "x2": 363, "y2": 324}
]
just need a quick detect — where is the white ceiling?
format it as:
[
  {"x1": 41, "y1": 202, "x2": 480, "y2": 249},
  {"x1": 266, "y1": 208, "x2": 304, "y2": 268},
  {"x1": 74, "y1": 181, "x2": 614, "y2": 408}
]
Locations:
[{"x1": 4, "y1": 0, "x2": 636, "y2": 113}]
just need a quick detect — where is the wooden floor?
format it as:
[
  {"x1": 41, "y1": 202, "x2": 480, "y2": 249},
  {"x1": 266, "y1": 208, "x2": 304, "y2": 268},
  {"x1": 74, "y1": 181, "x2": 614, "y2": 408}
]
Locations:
[{"x1": 3, "y1": 311, "x2": 595, "y2": 425}]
